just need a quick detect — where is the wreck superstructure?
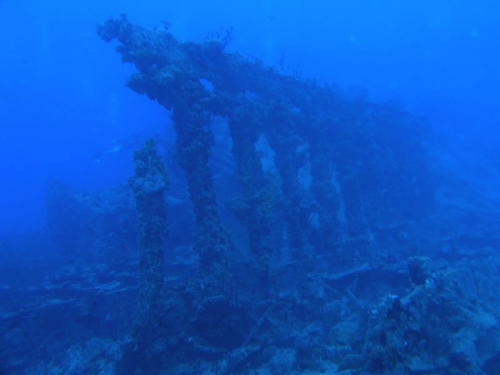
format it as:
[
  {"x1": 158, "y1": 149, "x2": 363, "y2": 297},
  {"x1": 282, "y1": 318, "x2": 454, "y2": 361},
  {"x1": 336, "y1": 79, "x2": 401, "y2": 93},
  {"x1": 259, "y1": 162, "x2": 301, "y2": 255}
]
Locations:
[{"x1": 97, "y1": 14, "x2": 437, "y2": 373}]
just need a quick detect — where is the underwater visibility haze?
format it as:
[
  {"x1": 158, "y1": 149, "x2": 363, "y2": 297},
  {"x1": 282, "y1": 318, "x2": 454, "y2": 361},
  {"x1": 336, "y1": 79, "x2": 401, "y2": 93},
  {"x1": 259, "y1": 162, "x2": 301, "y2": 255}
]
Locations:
[{"x1": 1, "y1": 0, "x2": 500, "y2": 374}]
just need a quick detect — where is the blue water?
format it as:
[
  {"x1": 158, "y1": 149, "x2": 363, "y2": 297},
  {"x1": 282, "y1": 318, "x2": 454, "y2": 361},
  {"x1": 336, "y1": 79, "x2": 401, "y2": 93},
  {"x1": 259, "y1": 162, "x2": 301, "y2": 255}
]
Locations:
[{"x1": 1, "y1": 1, "x2": 500, "y2": 374}]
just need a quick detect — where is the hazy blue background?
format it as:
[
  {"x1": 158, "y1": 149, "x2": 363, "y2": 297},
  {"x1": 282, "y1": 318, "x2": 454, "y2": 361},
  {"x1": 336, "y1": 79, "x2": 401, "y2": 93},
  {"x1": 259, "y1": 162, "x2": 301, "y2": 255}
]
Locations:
[{"x1": 0, "y1": 0, "x2": 499, "y2": 235}]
